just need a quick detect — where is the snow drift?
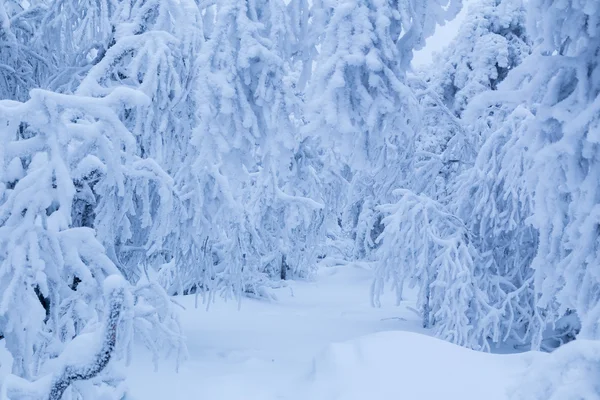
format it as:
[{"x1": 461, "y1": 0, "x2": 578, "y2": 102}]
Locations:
[{"x1": 296, "y1": 331, "x2": 536, "y2": 400}]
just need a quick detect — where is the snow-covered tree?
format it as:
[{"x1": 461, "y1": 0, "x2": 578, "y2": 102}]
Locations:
[
  {"x1": 442, "y1": 0, "x2": 600, "y2": 351},
  {"x1": 450, "y1": 104, "x2": 540, "y2": 349},
  {"x1": 34, "y1": 0, "x2": 118, "y2": 93},
  {"x1": 0, "y1": 0, "x2": 123, "y2": 99},
  {"x1": 406, "y1": 75, "x2": 474, "y2": 200},
  {"x1": 286, "y1": 0, "x2": 329, "y2": 93},
  {"x1": 407, "y1": 0, "x2": 530, "y2": 201},
  {"x1": 305, "y1": 0, "x2": 462, "y2": 260},
  {"x1": 72, "y1": 0, "x2": 203, "y2": 284},
  {"x1": 243, "y1": 0, "x2": 326, "y2": 282},
  {"x1": 165, "y1": 0, "x2": 325, "y2": 299},
  {"x1": 0, "y1": 88, "x2": 184, "y2": 399},
  {"x1": 0, "y1": 0, "x2": 51, "y2": 100},
  {"x1": 372, "y1": 190, "x2": 487, "y2": 348},
  {"x1": 369, "y1": 0, "x2": 545, "y2": 351},
  {"x1": 423, "y1": 0, "x2": 529, "y2": 119},
  {"x1": 516, "y1": 0, "x2": 600, "y2": 344}
]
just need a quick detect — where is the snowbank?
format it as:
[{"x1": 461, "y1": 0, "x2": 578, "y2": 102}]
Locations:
[
  {"x1": 297, "y1": 331, "x2": 536, "y2": 400},
  {"x1": 511, "y1": 339, "x2": 600, "y2": 400}
]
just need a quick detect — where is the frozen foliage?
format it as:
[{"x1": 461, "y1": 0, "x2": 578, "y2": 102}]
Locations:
[
  {"x1": 374, "y1": 0, "x2": 600, "y2": 353},
  {"x1": 408, "y1": 0, "x2": 530, "y2": 200},
  {"x1": 370, "y1": 0, "x2": 535, "y2": 351},
  {"x1": 452, "y1": 104, "x2": 540, "y2": 349},
  {"x1": 305, "y1": 0, "x2": 462, "y2": 259},
  {"x1": 2, "y1": 276, "x2": 129, "y2": 400},
  {"x1": 164, "y1": 0, "x2": 326, "y2": 300},
  {"x1": 372, "y1": 190, "x2": 483, "y2": 347},
  {"x1": 2, "y1": 275, "x2": 183, "y2": 400},
  {"x1": 521, "y1": 0, "x2": 600, "y2": 344},
  {"x1": 372, "y1": 189, "x2": 531, "y2": 350},
  {"x1": 450, "y1": 0, "x2": 600, "y2": 350},
  {"x1": 77, "y1": 0, "x2": 202, "y2": 171},
  {"x1": 0, "y1": 88, "x2": 184, "y2": 398},
  {"x1": 77, "y1": 0, "x2": 203, "y2": 284},
  {"x1": 407, "y1": 75, "x2": 476, "y2": 200},
  {"x1": 33, "y1": 0, "x2": 117, "y2": 93},
  {"x1": 0, "y1": 0, "x2": 118, "y2": 99},
  {"x1": 424, "y1": 0, "x2": 530, "y2": 118},
  {"x1": 0, "y1": 88, "x2": 139, "y2": 379},
  {"x1": 0, "y1": 0, "x2": 50, "y2": 100}
]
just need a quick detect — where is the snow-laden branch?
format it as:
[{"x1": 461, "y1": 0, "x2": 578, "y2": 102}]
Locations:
[
  {"x1": 46, "y1": 277, "x2": 127, "y2": 400},
  {"x1": 372, "y1": 189, "x2": 536, "y2": 350},
  {"x1": 1, "y1": 276, "x2": 129, "y2": 400}
]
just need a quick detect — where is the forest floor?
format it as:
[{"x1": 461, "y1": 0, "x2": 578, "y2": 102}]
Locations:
[{"x1": 125, "y1": 263, "x2": 540, "y2": 400}]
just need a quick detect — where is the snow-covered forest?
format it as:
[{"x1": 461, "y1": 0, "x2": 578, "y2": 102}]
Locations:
[{"x1": 0, "y1": 0, "x2": 599, "y2": 398}]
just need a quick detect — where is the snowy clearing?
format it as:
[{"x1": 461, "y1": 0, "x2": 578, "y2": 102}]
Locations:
[{"x1": 122, "y1": 265, "x2": 538, "y2": 400}]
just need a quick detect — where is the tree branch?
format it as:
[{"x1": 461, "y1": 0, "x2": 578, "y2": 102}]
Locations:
[{"x1": 47, "y1": 285, "x2": 125, "y2": 400}]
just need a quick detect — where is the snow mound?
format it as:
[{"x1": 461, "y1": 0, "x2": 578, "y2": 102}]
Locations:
[
  {"x1": 511, "y1": 340, "x2": 600, "y2": 400},
  {"x1": 298, "y1": 331, "x2": 533, "y2": 400}
]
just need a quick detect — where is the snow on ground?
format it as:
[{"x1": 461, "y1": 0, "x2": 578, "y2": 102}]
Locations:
[
  {"x1": 125, "y1": 263, "x2": 540, "y2": 400},
  {"x1": 0, "y1": 263, "x2": 541, "y2": 399}
]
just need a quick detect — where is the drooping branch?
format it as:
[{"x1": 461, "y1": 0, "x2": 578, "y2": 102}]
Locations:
[{"x1": 47, "y1": 280, "x2": 126, "y2": 400}]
